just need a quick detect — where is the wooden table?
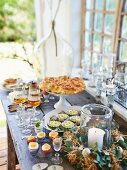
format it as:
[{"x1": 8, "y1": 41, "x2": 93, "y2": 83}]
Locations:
[{"x1": 1, "y1": 90, "x2": 127, "y2": 170}]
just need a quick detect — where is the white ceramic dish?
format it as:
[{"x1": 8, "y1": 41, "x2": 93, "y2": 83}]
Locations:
[
  {"x1": 47, "y1": 165, "x2": 64, "y2": 170},
  {"x1": 32, "y1": 163, "x2": 48, "y2": 170},
  {"x1": 0, "y1": 78, "x2": 22, "y2": 91}
]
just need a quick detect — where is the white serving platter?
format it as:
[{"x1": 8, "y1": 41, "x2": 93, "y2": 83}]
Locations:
[{"x1": 44, "y1": 105, "x2": 82, "y2": 131}]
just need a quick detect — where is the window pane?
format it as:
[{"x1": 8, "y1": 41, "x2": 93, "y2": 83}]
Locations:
[
  {"x1": 86, "y1": 0, "x2": 94, "y2": 9},
  {"x1": 104, "y1": 15, "x2": 115, "y2": 34},
  {"x1": 106, "y1": 0, "x2": 116, "y2": 10},
  {"x1": 119, "y1": 42, "x2": 127, "y2": 62},
  {"x1": 121, "y1": 16, "x2": 127, "y2": 38},
  {"x1": 85, "y1": 32, "x2": 91, "y2": 49},
  {"x1": 94, "y1": 13, "x2": 103, "y2": 32},
  {"x1": 103, "y1": 38, "x2": 112, "y2": 53},
  {"x1": 85, "y1": 11, "x2": 92, "y2": 30},
  {"x1": 93, "y1": 34, "x2": 101, "y2": 52},
  {"x1": 124, "y1": 0, "x2": 127, "y2": 11},
  {"x1": 92, "y1": 53, "x2": 98, "y2": 70},
  {"x1": 95, "y1": 0, "x2": 104, "y2": 10},
  {"x1": 103, "y1": 59, "x2": 108, "y2": 73},
  {"x1": 84, "y1": 50, "x2": 91, "y2": 65}
]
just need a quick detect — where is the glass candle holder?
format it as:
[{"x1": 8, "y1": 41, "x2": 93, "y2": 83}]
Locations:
[
  {"x1": 106, "y1": 83, "x2": 116, "y2": 105},
  {"x1": 80, "y1": 104, "x2": 112, "y2": 150}
]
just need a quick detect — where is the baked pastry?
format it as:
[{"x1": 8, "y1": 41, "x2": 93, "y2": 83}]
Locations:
[
  {"x1": 62, "y1": 121, "x2": 74, "y2": 129},
  {"x1": 58, "y1": 113, "x2": 69, "y2": 122},
  {"x1": 3, "y1": 78, "x2": 17, "y2": 86},
  {"x1": 66, "y1": 109, "x2": 79, "y2": 116},
  {"x1": 69, "y1": 116, "x2": 80, "y2": 126},
  {"x1": 48, "y1": 121, "x2": 61, "y2": 130},
  {"x1": 39, "y1": 76, "x2": 85, "y2": 95}
]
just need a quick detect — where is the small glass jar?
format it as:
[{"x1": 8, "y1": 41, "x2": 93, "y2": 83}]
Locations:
[{"x1": 80, "y1": 104, "x2": 112, "y2": 150}]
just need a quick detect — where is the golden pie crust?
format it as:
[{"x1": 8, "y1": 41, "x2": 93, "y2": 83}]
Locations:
[{"x1": 39, "y1": 76, "x2": 86, "y2": 95}]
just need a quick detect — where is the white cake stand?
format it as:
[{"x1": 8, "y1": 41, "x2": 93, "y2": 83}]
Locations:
[{"x1": 51, "y1": 93, "x2": 71, "y2": 109}]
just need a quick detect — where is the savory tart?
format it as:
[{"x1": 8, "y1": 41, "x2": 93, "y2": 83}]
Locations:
[
  {"x1": 50, "y1": 115, "x2": 58, "y2": 121},
  {"x1": 48, "y1": 121, "x2": 61, "y2": 130},
  {"x1": 69, "y1": 116, "x2": 80, "y2": 126},
  {"x1": 66, "y1": 109, "x2": 79, "y2": 116},
  {"x1": 62, "y1": 121, "x2": 74, "y2": 129},
  {"x1": 39, "y1": 76, "x2": 85, "y2": 95},
  {"x1": 58, "y1": 113, "x2": 69, "y2": 122}
]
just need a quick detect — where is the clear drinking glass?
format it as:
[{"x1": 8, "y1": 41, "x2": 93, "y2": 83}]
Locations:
[
  {"x1": 49, "y1": 94, "x2": 55, "y2": 100},
  {"x1": 51, "y1": 137, "x2": 63, "y2": 164},
  {"x1": 13, "y1": 90, "x2": 27, "y2": 127},
  {"x1": 27, "y1": 108, "x2": 34, "y2": 129},
  {"x1": 22, "y1": 110, "x2": 31, "y2": 135},
  {"x1": 43, "y1": 91, "x2": 49, "y2": 103},
  {"x1": 28, "y1": 83, "x2": 41, "y2": 122}
]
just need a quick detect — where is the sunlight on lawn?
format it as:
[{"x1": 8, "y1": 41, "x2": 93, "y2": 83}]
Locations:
[{"x1": 0, "y1": 58, "x2": 37, "y2": 82}]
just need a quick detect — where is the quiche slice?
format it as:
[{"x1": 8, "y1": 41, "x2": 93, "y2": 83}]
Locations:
[
  {"x1": 58, "y1": 113, "x2": 69, "y2": 122},
  {"x1": 66, "y1": 109, "x2": 79, "y2": 116},
  {"x1": 69, "y1": 116, "x2": 80, "y2": 126},
  {"x1": 62, "y1": 121, "x2": 74, "y2": 129},
  {"x1": 48, "y1": 121, "x2": 61, "y2": 130}
]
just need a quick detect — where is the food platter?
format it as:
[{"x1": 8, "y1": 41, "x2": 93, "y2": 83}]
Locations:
[
  {"x1": 39, "y1": 76, "x2": 86, "y2": 109},
  {"x1": 44, "y1": 106, "x2": 82, "y2": 131},
  {"x1": 39, "y1": 76, "x2": 85, "y2": 95},
  {"x1": 0, "y1": 82, "x2": 19, "y2": 91},
  {"x1": 0, "y1": 78, "x2": 22, "y2": 91}
]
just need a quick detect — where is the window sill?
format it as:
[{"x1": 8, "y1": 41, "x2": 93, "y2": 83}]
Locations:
[{"x1": 85, "y1": 80, "x2": 127, "y2": 121}]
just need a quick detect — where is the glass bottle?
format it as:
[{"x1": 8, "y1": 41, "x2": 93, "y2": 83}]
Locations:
[{"x1": 34, "y1": 0, "x2": 73, "y2": 78}]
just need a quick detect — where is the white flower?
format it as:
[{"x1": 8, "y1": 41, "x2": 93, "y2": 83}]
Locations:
[
  {"x1": 79, "y1": 145, "x2": 84, "y2": 151},
  {"x1": 103, "y1": 150, "x2": 110, "y2": 155},
  {"x1": 117, "y1": 146, "x2": 123, "y2": 154},
  {"x1": 116, "y1": 136, "x2": 124, "y2": 142},
  {"x1": 82, "y1": 148, "x2": 91, "y2": 157}
]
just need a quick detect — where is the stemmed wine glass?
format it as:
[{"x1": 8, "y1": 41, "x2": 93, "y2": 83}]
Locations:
[
  {"x1": 13, "y1": 90, "x2": 27, "y2": 128},
  {"x1": 51, "y1": 137, "x2": 63, "y2": 164},
  {"x1": 22, "y1": 110, "x2": 31, "y2": 135},
  {"x1": 26, "y1": 108, "x2": 34, "y2": 129},
  {"x1": 43, "y1": 90, "x2": 49, "y2": 103},
  {"x1": 28, "y1": 82, "x2": 41, "y2": 122}
]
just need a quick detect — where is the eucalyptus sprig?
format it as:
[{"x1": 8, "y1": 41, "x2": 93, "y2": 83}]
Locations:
[{"x1": 62, "y1": 130, "x2": 127, "y2": 170}]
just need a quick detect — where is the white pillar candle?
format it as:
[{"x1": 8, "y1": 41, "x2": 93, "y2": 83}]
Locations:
[{"x1": 88, "y1": 127, "x2": 105, "y2": 150}]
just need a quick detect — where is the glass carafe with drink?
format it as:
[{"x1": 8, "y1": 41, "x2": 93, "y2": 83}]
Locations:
[
  {"x1": 28, "y1": 82, "x2": 41, "y2": 122},
  {"x1": 14, "y1": 90, "x2": 27, "y2": 127}
]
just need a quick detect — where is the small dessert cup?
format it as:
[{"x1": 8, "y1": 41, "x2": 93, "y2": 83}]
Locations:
[
  {"x1": 42, "y1": 143, "x2": 51, "y2": 155},
  {"x1": 37, "y1": 132, "x2": 46, "y2": 142},
  {"x1": 49, "y1": 131, "x2": 58, "y2": 140},
  {"x1": 28, "y1": 142, "x2": 39, "y2": 155}
]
